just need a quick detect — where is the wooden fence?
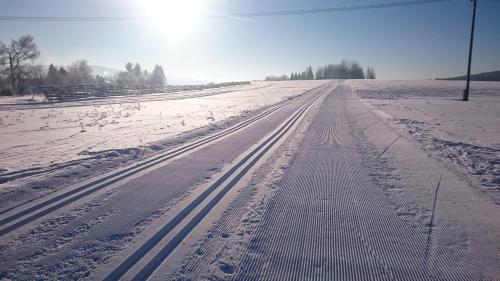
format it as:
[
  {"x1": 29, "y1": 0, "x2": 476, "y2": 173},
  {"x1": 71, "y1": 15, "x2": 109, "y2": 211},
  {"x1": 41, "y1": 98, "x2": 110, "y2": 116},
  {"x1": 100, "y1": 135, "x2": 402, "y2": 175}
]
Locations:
[{"x1": 39, "y1": 81, "x2": 251, "y2": 102}]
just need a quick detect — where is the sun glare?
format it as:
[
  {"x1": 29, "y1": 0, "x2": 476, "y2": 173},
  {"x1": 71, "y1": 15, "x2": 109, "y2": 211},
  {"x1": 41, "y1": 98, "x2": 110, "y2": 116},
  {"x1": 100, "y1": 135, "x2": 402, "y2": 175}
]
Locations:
[{"x1": 139, "y1": 0, "x2": 205, "y2": 43}]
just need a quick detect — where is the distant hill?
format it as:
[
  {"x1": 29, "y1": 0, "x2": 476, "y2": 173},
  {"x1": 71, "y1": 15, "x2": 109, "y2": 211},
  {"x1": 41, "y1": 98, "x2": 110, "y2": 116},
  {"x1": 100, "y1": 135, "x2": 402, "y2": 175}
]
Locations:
[
  {"x1": 89, "y1": 65, "x2": 120, "y2": 77},
  {"x1": 440, "y1": 70, "x2": 500, "y2": 81},
  {"x1": 168, "y1": 76, "x2": 207, "y2": 85}
]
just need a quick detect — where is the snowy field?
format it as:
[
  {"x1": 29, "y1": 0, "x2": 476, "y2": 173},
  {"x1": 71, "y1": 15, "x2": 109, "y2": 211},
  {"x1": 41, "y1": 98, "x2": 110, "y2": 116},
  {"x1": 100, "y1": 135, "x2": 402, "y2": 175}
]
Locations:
[
  {"x1": 0, "y1": 81, "x2": 326, "y2": 197},
  {"x1": 0, "y1": 81, "x2": 498, "y2": 280},
  {"x1": 348, "y1": 80, "x2": 500, "y2": 200}
]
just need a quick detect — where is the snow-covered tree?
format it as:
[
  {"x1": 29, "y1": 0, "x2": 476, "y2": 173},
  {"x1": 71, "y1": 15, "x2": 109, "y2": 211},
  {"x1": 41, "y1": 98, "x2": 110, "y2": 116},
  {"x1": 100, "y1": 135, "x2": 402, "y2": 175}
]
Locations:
[
  {"x1": 133, "y1": 63, "x2": 142, "y2": 77},
  {"x1": 125, "y1": 62, "x2": 134, "y2": 73},
  {"x1": 306, "y1": 66, "x2": 314, "y2": 80},
  {"x1": 366, "y1": 66, "x2": 376, "y2": 79},
  {"x1": 150, "y1": 64, "x2": 166, "y2": 87},
  {"x1": 58, "y1": 67, "x2": 69, "y2": 85},
  {"x1": 67, "y1": 60, "x2": 93, "y2": 85},
  {"x1": 47, "y1": 64, "x2": 60, "y2": 85},
  {"x1": 0, "y1": 35, "x2": 40, "y2": 94}
]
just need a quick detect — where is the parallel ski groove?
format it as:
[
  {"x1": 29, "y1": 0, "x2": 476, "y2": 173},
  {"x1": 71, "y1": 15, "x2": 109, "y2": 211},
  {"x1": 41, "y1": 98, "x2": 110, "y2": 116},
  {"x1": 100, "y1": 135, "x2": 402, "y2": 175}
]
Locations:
[
  {"x1": 0, "y1": 85, "x2": 327, "y2": 237},
  {"x1": 173, "y1": 155, "x2": 263, "y2": 280},
  {"x1": 101, "y1": 84, "x2": 327, "y2": 281}
]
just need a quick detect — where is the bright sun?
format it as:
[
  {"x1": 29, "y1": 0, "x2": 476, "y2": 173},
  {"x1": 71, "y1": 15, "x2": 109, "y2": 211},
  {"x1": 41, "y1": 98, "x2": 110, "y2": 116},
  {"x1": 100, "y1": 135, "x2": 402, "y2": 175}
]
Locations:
[{"x1": 139, "y1": 0, "x2": 206, "y2": 43}]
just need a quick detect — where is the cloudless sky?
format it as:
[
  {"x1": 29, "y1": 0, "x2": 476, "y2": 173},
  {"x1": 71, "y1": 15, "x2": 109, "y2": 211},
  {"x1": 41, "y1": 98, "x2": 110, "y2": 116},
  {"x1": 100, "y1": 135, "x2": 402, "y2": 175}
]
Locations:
[{"x1": 1, "y1": 0, "x2": 499, "y2": 81}]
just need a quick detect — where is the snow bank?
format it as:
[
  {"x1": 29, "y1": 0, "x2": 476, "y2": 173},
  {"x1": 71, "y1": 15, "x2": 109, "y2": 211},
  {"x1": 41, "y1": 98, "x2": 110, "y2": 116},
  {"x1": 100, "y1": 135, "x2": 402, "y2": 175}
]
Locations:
[{"x1": 348, "y1": 80, "x2": 500, "y2": 195}]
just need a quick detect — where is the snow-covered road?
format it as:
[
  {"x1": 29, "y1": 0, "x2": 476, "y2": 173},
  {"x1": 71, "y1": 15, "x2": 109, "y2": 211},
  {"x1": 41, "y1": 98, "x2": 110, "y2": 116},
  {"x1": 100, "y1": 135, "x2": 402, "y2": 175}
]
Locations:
[{"x1": 0, "y1": 81, "x2": 498, "y2": 280}]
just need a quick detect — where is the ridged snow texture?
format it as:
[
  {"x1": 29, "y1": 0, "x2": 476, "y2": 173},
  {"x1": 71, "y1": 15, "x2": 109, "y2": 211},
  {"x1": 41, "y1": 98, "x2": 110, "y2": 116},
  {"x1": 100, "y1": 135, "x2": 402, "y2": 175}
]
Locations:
[
  {"x1": 0, "y1": 90, "x2": 312, "y2": 280},
  {"x1": 232, "y1": 85, "x2": 481, "y2": 281}
]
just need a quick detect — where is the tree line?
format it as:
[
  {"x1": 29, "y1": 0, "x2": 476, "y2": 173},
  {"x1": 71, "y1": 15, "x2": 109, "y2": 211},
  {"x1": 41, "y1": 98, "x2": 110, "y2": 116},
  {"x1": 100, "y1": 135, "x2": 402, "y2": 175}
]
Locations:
[
  {"x1": 0, "y1": 35, "x2": 167, "y2": 95},
  {"x1": 116, "y1": 62, "x2": 166, "y2": 88},
  {"x1": 265, "y1": 59, "x2": 376, "y2": 81}
]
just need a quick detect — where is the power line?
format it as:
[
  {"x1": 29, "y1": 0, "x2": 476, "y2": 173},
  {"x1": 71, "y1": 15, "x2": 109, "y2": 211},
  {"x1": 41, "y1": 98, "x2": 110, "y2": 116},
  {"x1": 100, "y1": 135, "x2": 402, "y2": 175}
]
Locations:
[
  {"x1": 232, "y1": 0, "x2": 455, "y2": 18},
  {"x1": 0, "y1": 16, "x2": 143, "y2": 22},
  {"x1": 0, "y1": 0, "x2": 456, "y2": 22}
]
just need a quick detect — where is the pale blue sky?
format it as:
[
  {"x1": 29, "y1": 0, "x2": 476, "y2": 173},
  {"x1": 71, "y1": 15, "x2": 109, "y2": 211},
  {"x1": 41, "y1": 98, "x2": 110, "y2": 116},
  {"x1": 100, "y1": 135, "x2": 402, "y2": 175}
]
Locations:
[{"x1": 1, "y1": 0, "x2": 499, "y2": 81}]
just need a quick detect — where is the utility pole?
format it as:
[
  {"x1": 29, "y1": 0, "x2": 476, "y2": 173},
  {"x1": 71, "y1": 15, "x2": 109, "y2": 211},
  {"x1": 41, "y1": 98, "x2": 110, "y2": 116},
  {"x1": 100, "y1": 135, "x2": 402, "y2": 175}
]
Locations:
[{"x1": 463, "y1": 0, "x2": 477, "y2": 101}]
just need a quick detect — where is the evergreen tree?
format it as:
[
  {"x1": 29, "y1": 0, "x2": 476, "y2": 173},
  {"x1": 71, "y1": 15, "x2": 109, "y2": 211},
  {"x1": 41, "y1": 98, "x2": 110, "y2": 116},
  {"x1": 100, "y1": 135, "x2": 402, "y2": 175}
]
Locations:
[
  {"x1": 133, "y1": 63, "x2": 144, "y2": 84},
  {"x1": 315, "y1": 67, "x2": 324, "y2": 80},
  {"x1": 118, "y1": 62, "x2": 139, "y2": 86},
  {"x1": 301, "y1": 71, "x2": 307, "y2": 80},
  {"x1": 306, "y1": 66, "x2": 314, "y2": 80},
  {"x1": 95, "y1": 75, "x2": 106, "y2": 85},
  {"x1": 46, "y1": 64, "x2": 60, "y2": 85},
  {"x1": 58, "y1": 67, "x2": 68, "y2": 86},
  {"x1": 150, "y1": 64, "x2": 166, "y2": 87},
  {"x1": 133, "y1": 63, "x2": 141, "y2": 76},
  {"x1": 125, "y1": 62, "x2": 133, "y2": 73}
]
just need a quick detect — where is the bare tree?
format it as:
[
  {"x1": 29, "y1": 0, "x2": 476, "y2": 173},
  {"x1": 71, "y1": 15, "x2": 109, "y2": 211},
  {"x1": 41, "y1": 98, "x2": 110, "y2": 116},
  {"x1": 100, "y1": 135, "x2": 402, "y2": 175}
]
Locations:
[
  {"x1": 0, "y1": 35, "x2": 40, "y2": 95},
  {"x1": 67, "y1": 60, "x2": 93, "y2": 85},
  {"x1": 0, "y1": 74, "x2": 10, "y2": 95},
  {"x1": 26, "y1": 64, "x2": 45, "y2": 86},
  {"x1": 366, "y1": 66, "x2": 376, "y2": 79}
]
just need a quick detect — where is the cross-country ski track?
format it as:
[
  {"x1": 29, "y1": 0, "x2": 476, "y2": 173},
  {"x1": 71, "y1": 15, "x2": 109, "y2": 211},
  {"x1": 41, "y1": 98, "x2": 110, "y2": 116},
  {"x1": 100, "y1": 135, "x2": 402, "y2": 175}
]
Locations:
[
  {"x1": 0, "y1": 81, "x2": 498, "y2": 280},
  {"x1": 0, "y1": 84, "x2": 324, "y2": 236}
]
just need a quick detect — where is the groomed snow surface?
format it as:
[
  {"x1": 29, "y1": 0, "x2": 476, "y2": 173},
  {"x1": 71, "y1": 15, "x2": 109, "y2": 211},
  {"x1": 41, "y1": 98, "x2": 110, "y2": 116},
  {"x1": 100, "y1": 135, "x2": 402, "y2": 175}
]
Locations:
[
  {"x1": 171, "y1": 81, "x2": 499, "y2": 281},
  {"x1": 348, "y1": 80, "x2": 500, "y2": 201},
  {"x1": 0, "y1": 82, "x2": 320, "y2": 174},
  {"x1": 0, "y1": 81, "x2": 324, "y2": 210},
  {"x1": 0, "y1": 80, "x2": 498, "y2": 280}
]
